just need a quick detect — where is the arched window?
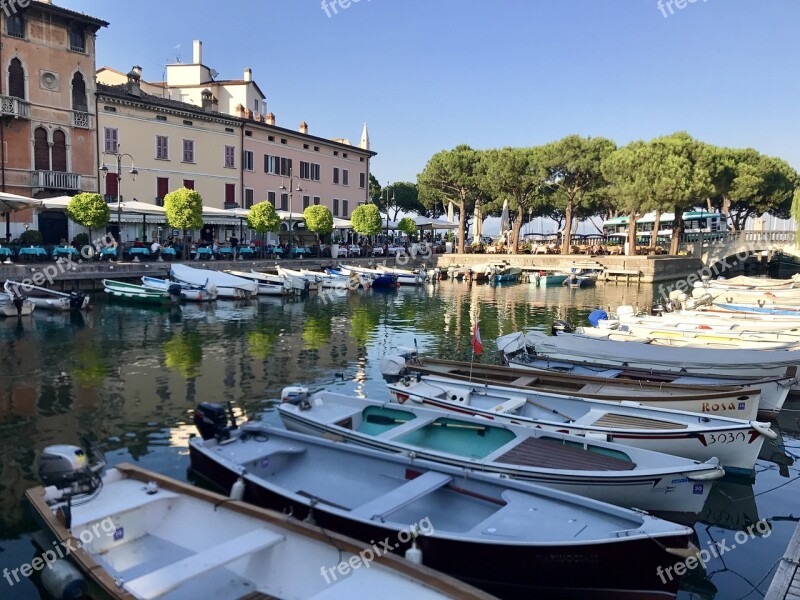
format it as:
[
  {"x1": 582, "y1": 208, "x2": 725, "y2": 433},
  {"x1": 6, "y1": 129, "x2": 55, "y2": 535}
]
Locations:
[
  {"x1": 71, "y1": 72, "x2": 87, "y2": 112},
  {"x1": 8, "y1": 58, "x2": 25, "y2": 99},
  {"x1": 34, "y1": 128, "x2": 49, "y2": 171},
  {"x1": 52, "y1": 131, "x2": 67, "y2": 172}
]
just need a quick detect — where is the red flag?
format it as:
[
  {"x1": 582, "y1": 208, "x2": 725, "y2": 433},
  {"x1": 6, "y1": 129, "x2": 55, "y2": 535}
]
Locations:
[{"x1": 472, "y1": 323, "x2": 483, "y2": 355}]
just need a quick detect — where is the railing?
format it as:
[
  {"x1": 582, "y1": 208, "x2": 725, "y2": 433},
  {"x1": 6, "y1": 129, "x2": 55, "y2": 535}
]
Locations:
[
  {"x1": 31, "y1": 171, "x2": 81, "y2": 190},
  {"x1": 0, "y1": 95, "x2": 30, "y2": 119},
  {"x1": 73, "y1": 111, "x2": 90, "y2": 129},
  {"x1": 680, "y1": 230, "x2": 797, "y2": 248}
]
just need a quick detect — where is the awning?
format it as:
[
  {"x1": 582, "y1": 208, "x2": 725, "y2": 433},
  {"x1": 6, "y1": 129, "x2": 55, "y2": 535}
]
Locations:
[
  {"x1": 414, "y1": 216, "x2": 458, "y2": 230},
  {"x1": 0, "y1": 192, "x2": 41, "y2": 213}
]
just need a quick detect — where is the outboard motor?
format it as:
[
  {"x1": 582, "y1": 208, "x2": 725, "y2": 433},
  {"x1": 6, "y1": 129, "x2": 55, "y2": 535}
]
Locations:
[
  {"x1": 551, "y1": 320, "x2": 575, "y2": 335},
  {"x1": 651, "y1": 301, "x2": 666, "y2": 316},
  {"x1": 37, "y1": 441, "x2": 106, "y2": 506},
  {"x1": 69, "y1": 290, "x2": 86, "y2": 311},
  {"x1": 194, "y1": 402, "x2": 235, "y2": 441},
  {"x1": 167, "y1": 283, "x2": 183, "y2": 298},
  {"x1": 281, "y1": 386, "x2": 311, "y2": 410}
]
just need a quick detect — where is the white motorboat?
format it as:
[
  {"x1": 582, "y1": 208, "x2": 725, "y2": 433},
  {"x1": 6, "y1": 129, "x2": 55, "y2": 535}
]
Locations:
[
  {"x1": 225, "y1": 269, "x2": 294, "y2": 295},
  {"x1": 276, "y1": 265, "x2": 320, "y2": 290},
  {"x1": 141, "y1": 276, "x2": 217, "y2": 302},
  {"x1": 692, "y1": 285, "x2": 800, "y2": 306},
  {"x1": 693, "y1": 275, "x2": 799, "y2": 290},
  {"x1": 375, "y1": 265, "x2": 426, "y2": 285},
  {"x1": 5, "y1": 280, "x2": 88, "y2": 311},
  {"x1": 301, "y1": 268, "x2": 361, "y2": 289},
  {"x1": 617, "y1": 305, "x2": 800, "y2": 332},
  {"x1": 172, "y1": 264, "x2": 257, "y2": 299}
]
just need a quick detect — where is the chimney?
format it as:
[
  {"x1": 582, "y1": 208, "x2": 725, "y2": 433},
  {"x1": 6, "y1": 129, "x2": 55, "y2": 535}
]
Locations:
[
  {"x1": 235, "y1": 104, "x2": 246, "y2": 118},
  {"x1": 201, "y1": 88, "x2": 212, "y2": 111},
  {"x1": 299, "y1": 121, "x2": 308, "y2": 135},
  {"x1": 193, "y1": 40, "x2": 203, "y2": 64},
  {"x1": 126, "y1": 67, "x2": 141, "y2": 97},
  {"x1": 265, "y1": 112, "x2": 275, "y2": 126},
  {"x1": 244, "y1": 68, "x2": 252, "y2": 82},
  {"x1": 212, "y1": 95, "x2": 219, "y2": 110},
  {"x1": 132, "y1": 65, "x2": 143, "y2": 77}
]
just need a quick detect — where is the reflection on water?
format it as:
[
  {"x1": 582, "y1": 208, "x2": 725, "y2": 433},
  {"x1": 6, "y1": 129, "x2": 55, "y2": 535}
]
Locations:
[{"x1": 0, "y1": 280, "x2": 797, "y2": 599}]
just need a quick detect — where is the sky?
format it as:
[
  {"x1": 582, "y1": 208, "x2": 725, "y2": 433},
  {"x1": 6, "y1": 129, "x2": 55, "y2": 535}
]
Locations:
[{"x1": 59, "y1": 0, "x2": 800, "y2": 233}]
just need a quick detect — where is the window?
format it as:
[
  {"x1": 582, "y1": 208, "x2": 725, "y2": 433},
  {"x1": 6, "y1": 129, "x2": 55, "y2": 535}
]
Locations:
[
  {"x1": 156, "y1": 135, "x2": 169, "y2": 160},
  {"x1": 244, "y1": 130, "x2": 253, "y2": 137},
  {"x1": 224, "y1": 145, "x2": 235, "y2": 168},
  {"x1": 313, "y1": 196, "x2": 320, "y2": 205},
  {"x1": 225, "y1": 127, "x2": 234, "y2": 132},
  {"x1": 342, "y1": 170, "x2": 349, "y2": 186},
  {"x1": 7, "y1": 13, "x2": 24, "y2": 38},
  {"x1": 267, "y1": 191, "x2": 276, "y2": 206},
  {"x1": 105, "y1": 171, "x2": 119, "y2": 198},
  {"x1": 225, "y1": 183, "x2": 236, "y2": 206},
  {"x1": 342, "y1": 200, "x2": 349, "y2": 217},
  {"x1": 333, "y1": 151, "x2": 339, "y2": 157},
  {"x1": 333, "y1": 168, "x2": 339, "y2": 185},
  {"x1": 254, "y1": 99, "x2": 259, "y2": 113},
  {"x1": 71, "y1": 72, "x2": 87, "y2": 112},
  {"x1": 52, "y1": 130, "x2": 67, "y2": 172},
  {"x1": 183, "y1": 120, "x2": 193, "y2": 126},
  {"x1": 303, "y1": 195, "x2": 310, "y2": 209},
  {"x1": 333, "y1": 198, "x2": 339, "y2": 216},
  {"x1": 104, "y1": 128, "x2": 118, "y2": 153},
  {"x1": 265, "y1": 155, "x2": 276, "y2": 174},
  {"x1": 303, "y1": 143, "x2": 309, "y2": 149},
  {"x1": 343, "y1": 153, "x2": 348, "y2": 158},
  {"x1": 69, "y1": 24, "x2": 85, "y2": 52},
  {"x1": 157, "y1": 115, "x2": 167, "y2": 122},
  {"x1": 244, "y1": 189, "x2": 254, "y2": 208},
  {"x1": 314, "y1": 146, "x2": 319, "y2": 152},
  {"x1": 279, "y1": 193, "x2": 288, "y2": 211},
  {"x1": 244, "y1": 150, "x2": 253, "y2": 171},
  {"x1": 280, "y1": 157, "x2": 292, "y2": 176},
  {"x1": 183, "y1": 179, "x2": 194, "y2": 190},
  {"x1": 360, "y1": 157, "x2": 365, "y2": 162},
  {"x1": 268, "y1": 135, "x2": 274, "y2": 142},
  {"x1": 359, "y1": 173, "x2": 366, "y2": 188},
  {"x1": 156, "y1": 177, "x2": 169, "y2": 203},
  {"x1": 8, "y1": 58, "x2": 25, "y2": 99},
  {"x1": 311, "y1": 163, "x2": 320, "y2": 181},
  {"x1": 300, "y1": 161, "x2": 310, "y2": 180},
  {"x1": 103, "y1": 106, "x2": 116, "y2": 113},
  {"x1": 182, "y1": 139, "x2": 195, "y2": 163},
  {"x1": 280, "y1": 138, "x2": 287, "y2": 145},
  {"x1": 34, "y1": 128, "x2": 49, "y2": 171}
]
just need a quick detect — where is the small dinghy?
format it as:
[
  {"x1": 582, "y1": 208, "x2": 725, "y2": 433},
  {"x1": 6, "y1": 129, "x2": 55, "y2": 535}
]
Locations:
[
  {"x1": 225, "y1": 269, "x2": 295, "y2": 295},
  {"x1": 172, "y1": 264, "x2": 257, "y2": 299},
  {"x1": 301, "y1": 268, "x2": 361, "y2": 289},
  {"x1": 26, "y1": 444, "x2": 486, "y2": 600},
  {"x1": 5, "y1": 280, "x2": 88, "y2": 311},
  {"x1": 141, "y1": 276, "x2": 217, "y2": 302},
  {"x1": 276, "y1": 266, "x2": 320, "y2": 290},
  {"x1": 103, "y1": 279, "x2": 176, "y2": 305},
  {"x1": 189, "y1": 405, "x2": 698, "y2": 598}
]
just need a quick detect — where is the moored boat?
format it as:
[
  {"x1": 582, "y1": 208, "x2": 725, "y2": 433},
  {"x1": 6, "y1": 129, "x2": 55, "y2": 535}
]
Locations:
[
  {"x1": 4, "y1": 280, "x2": 86, "y2": 311},
  {"x1": 172, "y1": 264, "x2": 257, "y2": 299},
  {"x1": 225, "y1": 269, "x2": 295, "y2": 295},
  {"x1": 102, "y1": 279, "x2": 176, "y2": 305},
  {"x1": 141, "y1": 276, "x2": 217, "y2": 302},
  {"x1": 575, "y1": 324, "x2": 800, "y2": 350}
]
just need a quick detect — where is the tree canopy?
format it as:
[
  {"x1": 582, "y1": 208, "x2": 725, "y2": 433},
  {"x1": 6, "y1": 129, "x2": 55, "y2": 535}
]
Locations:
[
  {"x1": 247, "y1": 200, "x2": 281, "y2": 235},
  {"x1": 67, "y1": 192, "x2": 110, "y2": 241},
  {"x1": 303, "y1": 205, "x2": 333, "y2": 236},
  {"x1": 164, "y1": 187, "x2": 203, "y2": 231},
  {"x1": 397, "y1": 217, "x2": 418, "y2": 237},
  {"x1": 351, "y1": 203, "x2": 383, "y2": 236}
]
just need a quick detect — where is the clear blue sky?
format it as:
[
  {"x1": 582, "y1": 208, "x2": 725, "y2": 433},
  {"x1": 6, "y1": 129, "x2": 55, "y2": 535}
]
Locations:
[{"x1": 64, "y1": 0, "x2": 800, "y2": 190}]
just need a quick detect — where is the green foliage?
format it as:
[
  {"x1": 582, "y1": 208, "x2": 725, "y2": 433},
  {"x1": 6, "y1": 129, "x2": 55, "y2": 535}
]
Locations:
[
  {"x1": 164, "y1": 187, "x2": 203, "y2": 231},
  {"x1": 73, "y1": 232, "x2": 89, "y2": 247},
  {"x1": 793, "y1": 189, "x2": 800, "y2": 247},
  {"x1": 163, "y1": 331, "x2": 203, "y2": 378},
  {"x1": 67, "y1": 193, "x2": 110, "y2": 230},
  {"x1": 369, "y1": 174, "x2": 382, "y2": 204},
  {"x1": 247, "y1": 200, "x2": 281, "y2": 234},
  {"x1": 351, "y1": 204, "x2": 383, "y2": 236},
  {"x1": 397, "y1": 217, "x2": 418, "y2": 236},
  {"x1": 303, "y1": 205, "x2": 333, "y2": 235},
  {"x1": 19, "y1": 229, "x2": 43, "y2": 245}
]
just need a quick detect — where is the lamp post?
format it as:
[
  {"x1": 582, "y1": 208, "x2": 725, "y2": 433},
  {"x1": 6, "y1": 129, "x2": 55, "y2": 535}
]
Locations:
[
  {"x1": 100, "y1": 148, "x2": 137, "y2": 255},
  {"x1": 279, "y1": 175, "x2": 302, "y2": 258},
  {"x1": 383, "y1": 183, "x2": 394, "y2": 247}
]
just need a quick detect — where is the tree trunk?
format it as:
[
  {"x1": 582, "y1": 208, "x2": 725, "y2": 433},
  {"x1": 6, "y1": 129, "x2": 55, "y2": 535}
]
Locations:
[
  {"x1": 561, "y1": 198, "x2": 573, "y2": 254},
  {"x1": 722, "y1": 194, "x2": 731, "y2": 229},
  {"x1": 457, "y1": 198, "x2": 466, "y2": 254},
  {"x1": 511, "y1": 206, "x2": 523, "y2": 254},
  {"x1": 627, "y1": 210, "x2": 638, "y2": 256},
  {"x1": 668, "y1": 206, "x2": 683, "y2": 255},
  {"x1": 649, "y1": 209, "x2": 662, "y2": 252}
]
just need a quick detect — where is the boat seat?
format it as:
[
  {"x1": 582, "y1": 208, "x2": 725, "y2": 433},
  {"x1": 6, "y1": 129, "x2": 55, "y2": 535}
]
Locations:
[
  {"x1": 124, "y1": 528, "x2": 285, "y2": 600},
  {"x1": 350, "y1": 471, "x2": 452, "y2": 521},
  {"x1": 510, "y1": 376, "x2": 538, "y2": 387},
  {"x1": 492, "y1": 397, "x2": 527, "y2": 413}
]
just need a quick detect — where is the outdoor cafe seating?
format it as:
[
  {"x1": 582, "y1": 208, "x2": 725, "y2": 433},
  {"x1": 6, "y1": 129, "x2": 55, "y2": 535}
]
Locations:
[
  {"x1": 18, "y1": 246, "x2": 48, "y2": 261},
  {"x1": 52, "y1": 247, "x2": 80, "y2": 259}
]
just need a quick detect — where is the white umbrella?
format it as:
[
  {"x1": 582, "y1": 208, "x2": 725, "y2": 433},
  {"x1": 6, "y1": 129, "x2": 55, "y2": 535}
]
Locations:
[
  {"x1": 447, "y1": 201, "x2": 454, "y2": 223},
  {"x1": 473, "y1": 200, "x2": 483, "y2": 239},
  {"x1": 0, "y1": 191, "x2": 41, "y2": 213},
  {"x1": 500, "y1": 198, "x2": 510, "y2": 235}
]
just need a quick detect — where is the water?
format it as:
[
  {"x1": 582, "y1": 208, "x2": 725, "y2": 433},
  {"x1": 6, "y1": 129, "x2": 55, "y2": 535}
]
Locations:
[{"x1": 0, "y1": 280, "x2": 798, "y2": 599}]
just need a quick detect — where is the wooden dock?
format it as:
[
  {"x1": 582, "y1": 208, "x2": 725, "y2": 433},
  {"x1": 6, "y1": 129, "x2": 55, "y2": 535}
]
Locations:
[{"x1": 765, "y1": 520, "x2": 800, "y2": 599}]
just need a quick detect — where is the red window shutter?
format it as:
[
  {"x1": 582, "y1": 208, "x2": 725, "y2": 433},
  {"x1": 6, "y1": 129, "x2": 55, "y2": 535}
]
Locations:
[
  {"x1": 184, "y1": 180, "x2": 194, "y2": 190},
  {"x1": 106, "y1": 173, "x2": 119, "y2": 197},
  {"x1": 51, "y1": 130, "x2": 67, "y2": 172},
  {"x1": 225, "y1": 183, "x2": 236, "y2": 204},
  {"x1": 34, "y1": 128, "x2": 49, "y2": 171},
  {"x1": 156, "y1": 177, "x2": 169, "y2": 198}
]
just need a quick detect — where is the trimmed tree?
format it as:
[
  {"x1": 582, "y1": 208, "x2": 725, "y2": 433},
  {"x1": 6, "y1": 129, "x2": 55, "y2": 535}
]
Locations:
[
  {"x1": 303, "y1": 205, "x2": 333, "y2": 257},
  {"x1": 67, "y1": 192, "x2": 110, "y2": 249},
  {"x1": 351, "y1": 204, "x2": 383, "y2": 253},
  {"x1": 164, "y1": 187, "x2": 203, "y2": 259},
  {"x1": 247, "y1": 200, "x2": 281, "y2": 252},
  {"x1": 397, "y1": 217, "x2": 418, "y2": 241}
]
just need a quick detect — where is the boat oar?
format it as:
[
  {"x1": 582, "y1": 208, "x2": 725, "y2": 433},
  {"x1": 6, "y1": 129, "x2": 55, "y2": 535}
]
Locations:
[
  {"x1": 524, "y1": 398, "x2": 576, "y2": 423},
  {"x1": 365, "y1": 414, "x2": 487, "y2": 435}
]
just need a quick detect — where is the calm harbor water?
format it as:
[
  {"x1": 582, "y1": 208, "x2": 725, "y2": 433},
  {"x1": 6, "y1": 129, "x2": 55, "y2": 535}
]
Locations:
[{"x1": 0, "y1": 279, "x2": 798, "y2": 599}]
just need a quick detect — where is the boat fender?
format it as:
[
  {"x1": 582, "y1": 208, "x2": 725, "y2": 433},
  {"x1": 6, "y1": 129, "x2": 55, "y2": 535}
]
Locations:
[
  {"x1": 404, "y1": 538, "x2": 423, "y2": 564},
  {"x1": 408, "y1": 395, "x2": 423, "y2": 404},
  {"x1": 751, "y1": 421, "x2": 778, "y2": 440},
  {"x1": 41, "y1": 558, "x2": 86, "y2": 600},
  {"x1": 230, "y1": 475, "x2": 245, "y2": 500},
  {"x1": 583, "y1": 432, "x2": 610, "y2": 442}
]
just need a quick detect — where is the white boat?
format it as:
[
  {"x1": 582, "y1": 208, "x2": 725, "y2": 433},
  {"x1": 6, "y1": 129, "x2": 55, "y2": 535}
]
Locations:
[
  {"x1": 171, "y1": 264, "x2": 257, "y2": 299},
  {"x1": 301, "y1": 268, "x2": 361, "y2": 290},
  {"x1": 141, "y1": 276, "x2": 217, "y2": 302},
  {"x1": 26, "y1": 448, "x2": 485, "y2": 600},
  {"x1": 385, "y1": 373, "x2": 775, "y2": 476},
  {"x1": 619, "y1": 305, "x2": 800, "y2": 332},
  {"x1": 0, "y1": 281, "x2": 35, "y2": 316},
  {"x1": 693, "y1": 285, "x2": 800, "y2": 305},
  {"x1": 4, "y1": 280, "x2": 88, "y2": 311},
  {"x1": 693, "y1": 275, "x2": 799, "y2": 290},
  {"x1": 375, "y1": 265, "x2": 426, "y2": 285},
  {"x1": 276, "y1": 265, "x2": 320, "y2": 290},
  {"x1": 225, "y1": 269, "x2": 294, "y2": 295},
  {"x1": 498, "y1": 329, "x2": 800, "y2": 391}
]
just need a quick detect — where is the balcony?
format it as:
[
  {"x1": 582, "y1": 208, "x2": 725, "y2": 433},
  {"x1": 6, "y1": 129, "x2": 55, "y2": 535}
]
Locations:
[
  {"x1": 32, "y1": 171, "x2": 81, "y2": 191},
  {"x1": 73, "y1": 111, "x2": 90, "y2": 129},
  {"x1": 0, "y1": 95, "x2": 30, "y2": 119}
]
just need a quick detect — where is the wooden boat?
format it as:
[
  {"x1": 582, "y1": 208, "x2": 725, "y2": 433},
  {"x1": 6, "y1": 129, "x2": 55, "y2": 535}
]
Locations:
[
  {"x1": 26, "y1": 458, "x2": 486, "y2": 600},
  {"x1": 172, "y1": 264, "x2": 256, "y2": 299},
  {"x1": 575, "y1": 324, "x2": 800, "y2": 350},
  {"x1": 224, "y1": 269, "x2": 295, "y2": 295},
  {"x1": 497, "y1": 331, "x2": 800, "y2": 389},
  {"x1": 102, "y1": 279, "x2": 175, "y2": 305},
  {"x1": 189, "y1": 412, "x2": 698, "y2": 598},
  {"x1": 385, "y1": 372, "x2": 775, "y2": 476},
  {"x1": 141, "y1": 276, "x2": 217, "y2": 302},
  {"x1": 528, "y1": 271, "x2": 570, "y2": 287},
  {"x1": 5, "y1": 280, "x2": 88, "y2": 311},
  {"x1": 381, "y1": 354, "x2": 762, "y2": 420},
  {"x1": 278, "y1": 388, "x2": 723, "y2": 516}
]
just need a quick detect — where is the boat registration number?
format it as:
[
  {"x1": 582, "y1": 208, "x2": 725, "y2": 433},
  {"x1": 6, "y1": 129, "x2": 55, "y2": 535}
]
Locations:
[{"x1": 704, "y1": 431, "x2": 747, "y2": 445}]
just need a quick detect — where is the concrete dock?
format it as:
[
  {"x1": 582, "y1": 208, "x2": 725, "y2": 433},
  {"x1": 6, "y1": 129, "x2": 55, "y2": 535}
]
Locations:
[{"x1": 765, "y1": 520, "x2": 800, "y2": 600}]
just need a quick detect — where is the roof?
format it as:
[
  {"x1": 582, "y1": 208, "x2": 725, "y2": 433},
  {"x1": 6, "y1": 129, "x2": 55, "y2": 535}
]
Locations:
[
  {"x1": 30, "y1": 0, "x2": 109, "y2": 28},
  {"x1": 163, "y1": 79, "x2": 268, "y2": 101}
]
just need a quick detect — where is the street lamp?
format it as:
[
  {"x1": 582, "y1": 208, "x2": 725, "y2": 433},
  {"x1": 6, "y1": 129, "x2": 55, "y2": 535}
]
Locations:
[
  {"x1": 279, "y1": 175, "x2": 302, "y2": 258},
  {"x1": 383, "y1": 183, "x2": 394, "y2": 247},
  {"x1": 100, "y1": 147, "x2": 137, "y2": 255}
]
